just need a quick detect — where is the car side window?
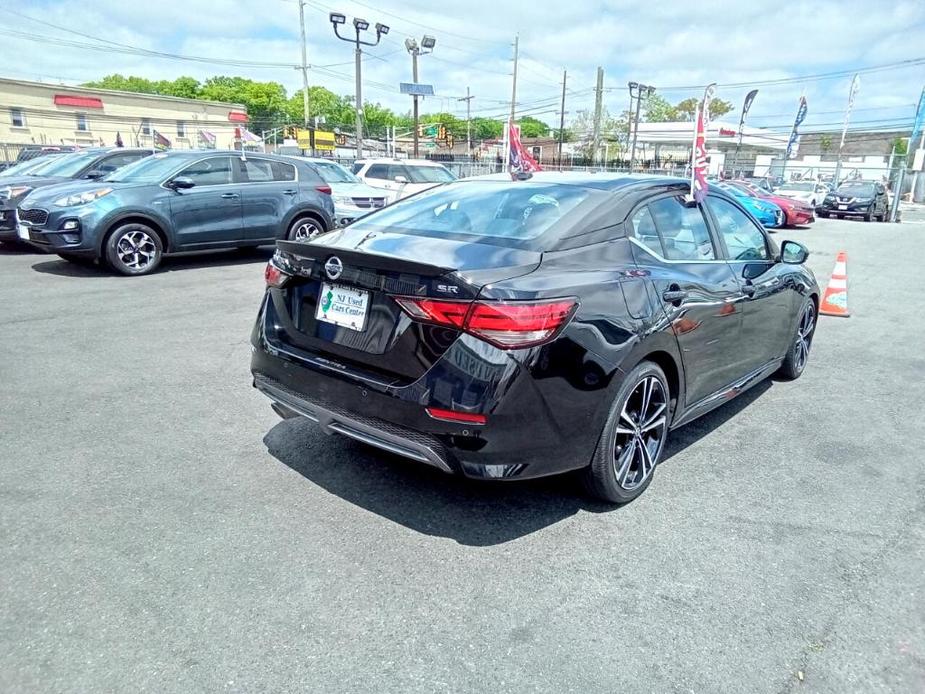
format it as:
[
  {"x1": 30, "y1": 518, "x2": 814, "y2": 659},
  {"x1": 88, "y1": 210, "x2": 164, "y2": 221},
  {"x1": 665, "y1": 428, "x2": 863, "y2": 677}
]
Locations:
[
  {"x1": 388, "y1": 165, "x2": 408, "y2": 181},
  {"x1": 242, "y1": 158, "x2": 274, "y2": 182},
  {"x1": 366, "y1": 164, "x2": 389, "y2": 179},
  {"x1": 629, "y1": 206, "x2": 664, "y2": 256},
  {"x1": 178, "y1": 156, "x2": 233, "y2": 186},
  {"x1": 646, "y1": 196, "x2": 716, "y2": 261},
  {"x1": 271, "y1": 161, "x2": 296, "y2": 182},
  {"x1": 708, "y1": 196, "x2": 770, "y2": 261},
  {"x1": 97, "y1": 152, "x2": 146, "y2": 174}
]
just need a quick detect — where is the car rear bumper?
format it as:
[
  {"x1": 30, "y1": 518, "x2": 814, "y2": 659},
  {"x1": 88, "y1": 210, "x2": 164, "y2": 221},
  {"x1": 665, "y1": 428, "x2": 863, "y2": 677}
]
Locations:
[{"x1": 250, "y1": 296, "x2": 598, "y2": 480}]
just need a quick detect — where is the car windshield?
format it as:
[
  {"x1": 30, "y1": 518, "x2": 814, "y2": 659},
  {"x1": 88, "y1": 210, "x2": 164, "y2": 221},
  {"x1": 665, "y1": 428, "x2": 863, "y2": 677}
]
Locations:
[
  {"x1": 105, "y1": 153, "x2": 184, "y2": 183},
  {"x1": 27, "y1": 150, "x2": 102, "y2": 177},
  {"x1": 838, "y1": 182, "x2": 876, "y2": 195},
  {"x1": 346, "y1": 180, "x2": 594, "y2": 249},
  {"x1": 727, "y1": 183, "x2": 757, "y2": 197},
  {"x1": 1, "y1": 156, "x2": 61, "y2": 177},
  {"x1": 781, "y1": 182, "x2": 814, "y2": 191},
  {"x1": 405, "y1": 165, "x2": 456, "y2": 183},
  {"x1": 312, "y1": 160, "x2": 360, "y2": 184},
  {"x1": 717, "y1": 183, "x2": 748, "y2": 198}
]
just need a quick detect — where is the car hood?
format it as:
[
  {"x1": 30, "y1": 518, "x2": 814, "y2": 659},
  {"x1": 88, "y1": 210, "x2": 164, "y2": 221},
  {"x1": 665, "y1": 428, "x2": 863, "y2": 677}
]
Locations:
[
  {"x1": 330, "y1": 182, "x2": 392, "y2": 199},
  {"x1": 20, "y1": 179, "x2": 146, "y2": 207},
  {"x1": 0, "y1": 175, "x2": 73, "y2": 205}
]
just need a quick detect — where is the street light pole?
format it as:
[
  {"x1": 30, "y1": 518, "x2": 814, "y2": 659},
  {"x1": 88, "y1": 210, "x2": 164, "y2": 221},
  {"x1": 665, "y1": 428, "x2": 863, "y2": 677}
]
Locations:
[
  {"x1": 458, "y1": 87, "x2": 474, "y2": 159},
  {"x1": 329, "y1": 12, "x2": 389, "y2": 159},
  {"x1": 405, "y1": 35, "x2": 435, "y2": 159}
]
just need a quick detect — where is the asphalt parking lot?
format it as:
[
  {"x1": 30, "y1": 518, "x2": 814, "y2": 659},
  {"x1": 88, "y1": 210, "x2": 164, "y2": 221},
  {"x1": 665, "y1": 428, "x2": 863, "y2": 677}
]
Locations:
[{"x1": 1, "y1": 216, "x2": 923, "y2": 693}]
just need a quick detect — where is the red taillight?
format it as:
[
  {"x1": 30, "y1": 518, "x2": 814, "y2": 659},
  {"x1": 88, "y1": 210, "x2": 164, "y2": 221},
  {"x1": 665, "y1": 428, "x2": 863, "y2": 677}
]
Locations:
[
  {"x1": 425, "y1": 407, "x2": 487, "y2": 425},
  {"x1": 315, "y1": 184, "x2": 332, "y2": 195},
  {"x1": 393, "y1": 297, "x2": 577, "y2": 349},
  {"x1": 393, "y1": 297, "x2": 469, "y2": 328},
  {"x1": 264, "y1": 261, "x2": 289, "y2": 288}
]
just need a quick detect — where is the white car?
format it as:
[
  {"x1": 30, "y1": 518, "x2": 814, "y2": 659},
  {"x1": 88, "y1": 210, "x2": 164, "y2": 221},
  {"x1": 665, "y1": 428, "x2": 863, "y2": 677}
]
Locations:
[
  {"x1": 351, "y1": 158, "x2": 456, "y2": 199},
  {"x1": 775, "y1": 181, "x2": 830, "y2": 209},
  {"x1": 300, "y1": 157, "x2": 391, "y2": 227}
]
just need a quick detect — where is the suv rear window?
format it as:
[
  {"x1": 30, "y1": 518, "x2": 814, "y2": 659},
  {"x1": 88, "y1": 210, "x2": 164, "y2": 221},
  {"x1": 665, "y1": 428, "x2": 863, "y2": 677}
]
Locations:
[
  {"x1": 346, "y1": 181, "x2": 596, "y2": 250},
  {"x1": 404, "y1": 165, "x2": 455, "y2": 183}
]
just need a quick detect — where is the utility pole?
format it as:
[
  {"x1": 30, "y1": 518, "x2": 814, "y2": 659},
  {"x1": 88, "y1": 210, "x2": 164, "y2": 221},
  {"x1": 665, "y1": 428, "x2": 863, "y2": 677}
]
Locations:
[
  {"x1": 411, "y1": 47, "x2": 419, "y2": 157},
  {"x1": 458, "y1": 87, "x2": 474, "y2": 156},
  {"x1": 626, "y1": 82, "x2": 636, "y2": 168},
  {"x1": 509, "y1": 34, "x2": 519, "y2": 126},
  {"x1": 591, "y1": 66, "x2": 603, "y2": 168},
  {"x1": 298, "y1": 1, "x2": 311, "y2": 155},
  {"x1": 354, "y1": 42, "x2": 363, "y2": 158},
  {"x1": 557, "y1": 70, "x2": 567, "y2": 167},
  {"x1": 629, "y1": 83, "x2": 655, "y2": 171}
]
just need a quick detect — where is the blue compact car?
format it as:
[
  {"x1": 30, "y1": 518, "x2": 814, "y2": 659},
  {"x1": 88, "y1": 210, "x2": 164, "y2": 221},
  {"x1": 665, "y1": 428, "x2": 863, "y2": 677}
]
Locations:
[
  {"x1": 715, "y1": 182, "x2": 783, "y2": 228},
  {"x1": 18, "y1": 150, "x2": 334, "y2": 275}
]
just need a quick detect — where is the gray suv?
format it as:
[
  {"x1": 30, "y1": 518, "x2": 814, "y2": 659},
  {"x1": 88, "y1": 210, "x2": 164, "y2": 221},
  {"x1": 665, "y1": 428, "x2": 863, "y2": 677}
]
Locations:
[{"x1": 18, "y1": 151, "x2": 335, "y2": 275}]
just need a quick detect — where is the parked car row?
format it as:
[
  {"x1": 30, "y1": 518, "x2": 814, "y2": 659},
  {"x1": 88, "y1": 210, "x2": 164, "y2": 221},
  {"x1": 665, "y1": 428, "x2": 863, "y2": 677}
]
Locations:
[
  {"x1": 740, "y1": 176, "x2": 890, "y2": 223},
  {"x1": 1, "y1": 151, "x2": 460, "y2": 275}
]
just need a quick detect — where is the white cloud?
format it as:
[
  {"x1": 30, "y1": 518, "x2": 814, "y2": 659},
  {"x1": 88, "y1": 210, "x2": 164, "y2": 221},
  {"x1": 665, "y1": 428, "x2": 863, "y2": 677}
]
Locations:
[{"x1": 2, "y1": 0, "x2": 924, "y2": 133}]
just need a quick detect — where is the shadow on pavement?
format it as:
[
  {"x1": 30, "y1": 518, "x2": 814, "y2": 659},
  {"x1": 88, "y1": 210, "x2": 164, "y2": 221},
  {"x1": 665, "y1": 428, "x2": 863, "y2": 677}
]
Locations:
[
  {"x1": 30, "y1": 247, "x2": 274, "y2": 277},
  {"x1": 0, "y1": 241, "x2": 39, "y2": 255},
  {"x1": 263, "y1": 379, "x2": 775, "y2": 545}
]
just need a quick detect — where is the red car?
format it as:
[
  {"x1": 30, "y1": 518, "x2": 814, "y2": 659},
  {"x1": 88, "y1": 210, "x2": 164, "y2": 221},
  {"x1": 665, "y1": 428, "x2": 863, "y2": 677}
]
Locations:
[{"x1": 729, "y1": 180, "x2": 815, "y2": 226}]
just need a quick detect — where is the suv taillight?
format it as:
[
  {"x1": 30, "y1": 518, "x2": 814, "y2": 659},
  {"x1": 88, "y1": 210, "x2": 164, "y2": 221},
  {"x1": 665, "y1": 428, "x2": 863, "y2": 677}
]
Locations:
[
  {"x1": 393, "y1": 297, "x2": 578, "y2": 349},
  {"x1": 315, "y1": 185, "x2": 332, "y2": 195}
]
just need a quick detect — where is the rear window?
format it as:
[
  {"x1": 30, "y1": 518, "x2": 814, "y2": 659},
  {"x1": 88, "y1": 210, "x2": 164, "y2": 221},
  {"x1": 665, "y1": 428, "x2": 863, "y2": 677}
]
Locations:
[
  {"x1": 346, "y1": 181, "x2": 596, "y2": 249},
  {"x1": 405, "y1": 165, "x2": 456, "y2": 183}
]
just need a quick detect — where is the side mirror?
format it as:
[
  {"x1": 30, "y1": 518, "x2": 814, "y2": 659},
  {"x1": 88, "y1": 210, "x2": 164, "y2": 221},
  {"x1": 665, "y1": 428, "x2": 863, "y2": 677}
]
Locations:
[
  {"x1": 168, "y1": 176, "x2": 195, "y2": 190},
  {"x1": 394, "y1": 175, "x2": 408, "y2": 184},
  {"x1": 84, "y1": 169, "x2": 104, "y2": 180},
  {"x1": 780, "y1": 240, "x2": 809, "y2": 265}
]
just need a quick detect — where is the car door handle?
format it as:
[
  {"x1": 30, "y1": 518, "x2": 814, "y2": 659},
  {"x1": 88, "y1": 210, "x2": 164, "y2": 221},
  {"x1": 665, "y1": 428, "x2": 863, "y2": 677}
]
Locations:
[
  {"x1": 662, "y1": 287, "x2": 688, "y2": 304},
  {"x1": 220, "y1": 192, "x2": 239, "y2": 199},
  {"x1": 282, "y1": 189, "x2": 298, "y2": 196}
]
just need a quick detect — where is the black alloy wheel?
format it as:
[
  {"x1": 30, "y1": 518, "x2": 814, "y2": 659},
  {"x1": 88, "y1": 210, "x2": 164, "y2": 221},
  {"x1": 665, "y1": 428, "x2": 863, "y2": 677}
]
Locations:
[
  {"x1": 583, "y1": 361, "x2": 670, "y2": 504},
  {"x1": 104, "y1": 223, "x2": 163, "y2": 276},
  {"x1": 777, "y1": 299, "x2": 815, "y2": 380},
  {"x1": 287, "y1": 216, "x2": 324, "y2": 242}
]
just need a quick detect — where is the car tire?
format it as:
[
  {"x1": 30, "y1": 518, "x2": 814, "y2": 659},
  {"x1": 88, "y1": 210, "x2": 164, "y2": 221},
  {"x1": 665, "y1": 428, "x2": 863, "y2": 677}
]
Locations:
[
  {"x1": 864, "y1": 209, "x2": 873, "y2": 222},
  {"x1": 286, "y1": 215, "x2": 325, "y2": 242},
  {"x1": 777, "y1": 298, "x2": 816, "y2": 380},
  {"x1": 104, "y1": 223, "x2": 163, "y2": 276},
  {"x1": 582, "y1": 361, "x2": 671, "y2": 504}
]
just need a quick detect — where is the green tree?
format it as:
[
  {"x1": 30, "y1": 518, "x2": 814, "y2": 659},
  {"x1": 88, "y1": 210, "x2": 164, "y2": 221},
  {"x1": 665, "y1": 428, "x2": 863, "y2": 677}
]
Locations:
[
  {"x1": 200, "y1": 76, "x2": 288, "y2": 131},
  {"x1": 673, "y1": 97, "x2": 734, "y2": 122},
  {"x1": 156, "y1": 76, "x2": 202, "y2": 100},
  {"x1": 83, "y1": 74, "x2": 159, "y2": 93},
  {"x1": 641, "y1": 93, "x2": 677, "y2": 122},
  {"x1": 518, "y1": 116, "x2": 550, "y2": 138},
  {"x1": 471, "y1": 117, "x2": 503, "y2": 140},
  {"x1": 819, "y1": 134, "x2": 833, "y2": 154}
]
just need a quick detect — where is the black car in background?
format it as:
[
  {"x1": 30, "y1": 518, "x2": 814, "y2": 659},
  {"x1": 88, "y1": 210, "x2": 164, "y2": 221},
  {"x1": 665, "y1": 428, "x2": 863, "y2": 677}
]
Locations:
[
  {"x1": 0, "y1": 145, "x2": 77, "y2": 173},
  {"x1": 819, "y1": 180, "x2": 890, "y2": 221},
  {"x1": 251, "y1": 173, "x2": 819, "y2": 503},
  {"x1": 0, "y1": 147, "x2": 151, "y2": 243},
  {"x1": 18, "y1": 151, "x2": 335, "y2": 274}
]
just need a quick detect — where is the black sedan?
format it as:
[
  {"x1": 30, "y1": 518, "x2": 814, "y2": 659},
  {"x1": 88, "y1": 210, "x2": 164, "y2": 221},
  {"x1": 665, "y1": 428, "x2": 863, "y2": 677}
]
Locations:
[
  {"x1": 250, "y1": 173, "x2": 819, "y2": 503},
  {"x1": 819, "y1": 180, "x2": 890, "y2": 221}
]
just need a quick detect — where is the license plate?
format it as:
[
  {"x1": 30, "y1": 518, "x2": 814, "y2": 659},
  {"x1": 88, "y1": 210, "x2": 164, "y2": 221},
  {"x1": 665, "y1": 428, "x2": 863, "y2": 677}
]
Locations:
[
  {"x1": 838, "y1": 204, "x2": 848, "y2": 210},
  {"x1": 16, "y1": 224, "x2": 28, "y2": 240},
  {"x1": 316, "y1": 282, "x2": 369, "y2": 331}
]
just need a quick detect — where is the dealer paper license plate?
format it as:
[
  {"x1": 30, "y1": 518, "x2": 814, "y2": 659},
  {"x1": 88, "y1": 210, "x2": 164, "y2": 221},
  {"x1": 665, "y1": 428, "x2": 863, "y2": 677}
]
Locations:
[{"x1": 316, "y1": 282, "x2": 369, "y2": 331}]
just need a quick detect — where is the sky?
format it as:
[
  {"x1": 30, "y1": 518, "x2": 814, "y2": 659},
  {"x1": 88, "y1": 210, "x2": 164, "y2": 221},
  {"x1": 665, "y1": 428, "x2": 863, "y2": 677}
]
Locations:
[{"x1": 1, "y1": 0, "x2": 924, "y2": 136}]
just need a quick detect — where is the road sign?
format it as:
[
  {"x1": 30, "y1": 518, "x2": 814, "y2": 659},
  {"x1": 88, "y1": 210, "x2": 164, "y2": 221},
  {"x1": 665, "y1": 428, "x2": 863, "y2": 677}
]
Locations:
[
  {"x1": 400, "y1": 82, "x2": 435, "y2": 97},
  {"x1": 314, "y1": 130, "x2": 336, "y2": 151},
  {"x1": 297, "y1": 129, "x2": 312, "y2": 150}
]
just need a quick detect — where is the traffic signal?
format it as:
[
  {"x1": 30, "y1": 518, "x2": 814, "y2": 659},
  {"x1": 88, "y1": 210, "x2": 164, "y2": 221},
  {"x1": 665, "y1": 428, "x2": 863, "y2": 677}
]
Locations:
[
  {"x1": 417, "y1": 124, "x2": 425, "y2": 137},
  {"x1": 438, "y1": 125, "x2": 447, "y2": 141}
]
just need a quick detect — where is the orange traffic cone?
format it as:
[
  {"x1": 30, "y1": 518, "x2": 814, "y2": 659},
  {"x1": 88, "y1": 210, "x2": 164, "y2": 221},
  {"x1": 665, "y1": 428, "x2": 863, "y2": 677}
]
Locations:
[{"x1": 819, "y1": 251, "x2": 849, "y2": 317}]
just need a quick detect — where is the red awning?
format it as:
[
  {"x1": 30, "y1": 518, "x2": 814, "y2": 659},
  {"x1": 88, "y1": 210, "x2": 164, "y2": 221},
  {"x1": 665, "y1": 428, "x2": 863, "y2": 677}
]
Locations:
[
  {"x1": 228, "y1": 111, "x2": 248, "y2": 123},
  {"x1": 54, "y1": 95, "x2": 104, "y2": 109}
]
